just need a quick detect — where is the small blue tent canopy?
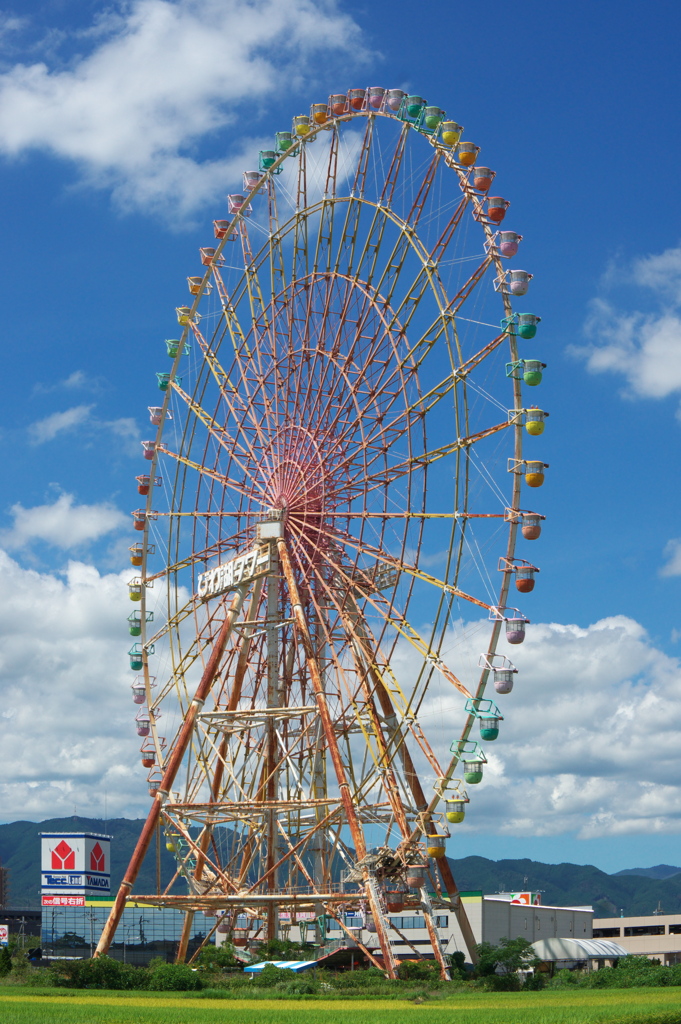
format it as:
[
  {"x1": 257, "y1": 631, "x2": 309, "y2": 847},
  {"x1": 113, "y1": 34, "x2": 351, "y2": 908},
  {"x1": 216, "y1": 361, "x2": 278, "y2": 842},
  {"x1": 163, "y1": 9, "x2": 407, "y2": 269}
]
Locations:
[{"x1": 243, "y1": 959, "x2": 318, "y2": 974}]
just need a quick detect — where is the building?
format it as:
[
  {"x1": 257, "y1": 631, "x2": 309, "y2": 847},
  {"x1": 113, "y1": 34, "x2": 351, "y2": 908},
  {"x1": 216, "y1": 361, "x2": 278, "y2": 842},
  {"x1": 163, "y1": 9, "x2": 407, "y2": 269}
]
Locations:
[
  {"x1": 41, "y1": 900, "x2": 212, "y2": 964},
  {"x1": 593, "y1": 913, "x2": 681, "y2": 965},
  {"x1": 218, "y1": 892, "x2": 594, "y2": 962}
]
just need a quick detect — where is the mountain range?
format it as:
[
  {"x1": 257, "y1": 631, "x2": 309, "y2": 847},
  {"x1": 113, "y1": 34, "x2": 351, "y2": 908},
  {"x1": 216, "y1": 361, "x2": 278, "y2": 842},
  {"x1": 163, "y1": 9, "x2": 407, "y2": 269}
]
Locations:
[{"x1": 1, "y1": 816, "x2": 680, "y2": 919}]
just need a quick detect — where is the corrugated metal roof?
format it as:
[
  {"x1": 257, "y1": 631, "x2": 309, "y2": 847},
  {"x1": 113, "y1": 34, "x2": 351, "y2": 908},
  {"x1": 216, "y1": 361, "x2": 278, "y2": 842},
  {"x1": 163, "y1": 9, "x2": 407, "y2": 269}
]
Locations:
[{"x1": 532, "y1": 937, "x2": 629, "y2": 960}]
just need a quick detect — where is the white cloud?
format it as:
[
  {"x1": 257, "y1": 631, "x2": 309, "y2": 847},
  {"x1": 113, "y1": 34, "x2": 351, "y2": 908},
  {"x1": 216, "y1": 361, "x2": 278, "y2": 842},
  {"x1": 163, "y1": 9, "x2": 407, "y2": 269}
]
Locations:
[
  {"x1": 400, "y1": 614, "x2": 681, "y2": 840},
  {"x1": 0, "y1": 493, "x2": 127, "y2": 550},
  {"x1": 27, "y1": 404, "x2": 139, "y2": 452},
  {"x1": 574, "y1": 245, "x2": 681, "y2": 579},
  {"x1": 573, "y1": 244, "x2": 681, "y2": 405},
  {"x1": 33, "y1": 370, "x2": 101, "y2": 395},
  {"x1": 28, "y1": 404, "x2": 93, "y2": 444},
  {"x1": 632, "y1": 245, "x2": 681, "y2": 303},
  {"x1": 0, "y1": 551, "x2": 144, "y2": 820},
  {"x1": 0, "y1": 0, "x2": 367, "y2": 214},
  {"x1": 661, "y1": 538, "x2": 681, "y2": 577},
  {"x1": 0, "y1": 546, "x2": 678, "y2": 834}
]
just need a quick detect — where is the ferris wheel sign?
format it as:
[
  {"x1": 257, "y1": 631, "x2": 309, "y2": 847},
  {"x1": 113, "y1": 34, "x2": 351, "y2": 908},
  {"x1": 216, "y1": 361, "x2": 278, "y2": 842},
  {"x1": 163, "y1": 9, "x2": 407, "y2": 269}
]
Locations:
[{"x1": 196, "y1": 545, "x2": 271, "y2": 600}]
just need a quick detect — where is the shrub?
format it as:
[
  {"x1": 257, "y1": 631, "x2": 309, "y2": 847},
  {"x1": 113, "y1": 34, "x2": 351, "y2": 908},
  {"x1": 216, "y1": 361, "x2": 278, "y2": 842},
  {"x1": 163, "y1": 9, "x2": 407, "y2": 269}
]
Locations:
[
  {"x1": 9, "y1": 954, "x2": 31, "y2": 979},
  {"x1": 252, "y1": 963, "x2": 297, "y2": 987},
  {"x1": 254, "y1": 939, "x2": 315, "y2": 962},
  {"x1": 284, "y1": 976, "x2": 318, "y2": 995},
  {"x1": 331, "y1": 966, "x2": 389, "y2": 989},
  {"x1": 147, "y1": 958, "x2": 202, "y2": 991},
  {"x1": 49, "y1": 955, "x2": 145, "y2": 990},
  {"x1": 450, "y1": 950, "x2": 468, "y2": 979},
  {"x1": 522, "y1": 971, "x2": 545, "y2": 990},
  {"x1": 193, "y1": 944, "x2": 240, "y2": 971},
  {"x1": 397, "y1": 960, "x2": 441, "y2": 982},
  {"x1": 483, "y1": 972, "x2": 521, "y2": 991},
  {"x1": 549, "y1": 968, "x2": 579, "y2": 987}
]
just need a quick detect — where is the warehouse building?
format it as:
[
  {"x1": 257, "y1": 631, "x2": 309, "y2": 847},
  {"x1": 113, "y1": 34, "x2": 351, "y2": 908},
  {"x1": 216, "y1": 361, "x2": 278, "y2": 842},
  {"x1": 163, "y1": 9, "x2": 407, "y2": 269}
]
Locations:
[{"x1": 593, "y1": 913, "x2": 681, "y2": 965}]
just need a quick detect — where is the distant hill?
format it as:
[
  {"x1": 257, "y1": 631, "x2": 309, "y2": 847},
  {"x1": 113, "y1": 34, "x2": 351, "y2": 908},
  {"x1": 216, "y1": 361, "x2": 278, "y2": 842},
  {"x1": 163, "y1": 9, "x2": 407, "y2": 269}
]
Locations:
[
  {"x1": 614, "y1": 864, "x2": 681, "y2": 880},
  {"x1": 2, "y1": 817, "x2": 681, "y2": 918},
  {"x1": 446, "y1": 855, "x2": 681, "y2": 918}
]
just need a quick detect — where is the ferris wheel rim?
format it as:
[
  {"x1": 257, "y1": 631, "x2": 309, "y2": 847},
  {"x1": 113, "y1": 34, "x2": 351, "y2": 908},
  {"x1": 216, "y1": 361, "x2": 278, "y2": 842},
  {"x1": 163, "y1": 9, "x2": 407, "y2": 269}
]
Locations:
[{"x1": 137, "y1": 98, "x2": 528, "y2": 725}]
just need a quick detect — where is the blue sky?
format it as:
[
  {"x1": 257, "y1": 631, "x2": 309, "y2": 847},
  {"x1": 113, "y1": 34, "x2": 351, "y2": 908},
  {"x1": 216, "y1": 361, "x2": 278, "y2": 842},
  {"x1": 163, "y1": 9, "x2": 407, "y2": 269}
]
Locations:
[{"x1": 1, "y1": 0, "x2": 681, "y2": 877}]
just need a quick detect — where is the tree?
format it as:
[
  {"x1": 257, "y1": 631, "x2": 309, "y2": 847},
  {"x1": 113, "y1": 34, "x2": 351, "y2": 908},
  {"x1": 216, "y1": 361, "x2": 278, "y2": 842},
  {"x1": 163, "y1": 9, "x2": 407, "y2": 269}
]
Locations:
[
  {"x1": 475, "y1": 937, "x2": 542, "y2": 977},
  {"x1": 0, "y1": 946, "x2": 12, "y2": 977}
]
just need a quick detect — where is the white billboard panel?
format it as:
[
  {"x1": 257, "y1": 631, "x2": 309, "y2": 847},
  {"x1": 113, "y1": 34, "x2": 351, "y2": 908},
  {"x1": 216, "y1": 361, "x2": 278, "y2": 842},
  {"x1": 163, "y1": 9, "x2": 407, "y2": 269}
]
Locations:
[{"x1": 40, "y1": 832, "x2": 111, "y2": 896}]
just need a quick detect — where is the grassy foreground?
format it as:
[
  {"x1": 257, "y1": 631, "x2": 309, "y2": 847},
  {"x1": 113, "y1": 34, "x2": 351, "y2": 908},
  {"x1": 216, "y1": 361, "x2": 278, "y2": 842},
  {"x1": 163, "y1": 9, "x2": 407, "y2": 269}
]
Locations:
[{"x1": 1, "y1": 987, "x2": 681, "y2": 1024}]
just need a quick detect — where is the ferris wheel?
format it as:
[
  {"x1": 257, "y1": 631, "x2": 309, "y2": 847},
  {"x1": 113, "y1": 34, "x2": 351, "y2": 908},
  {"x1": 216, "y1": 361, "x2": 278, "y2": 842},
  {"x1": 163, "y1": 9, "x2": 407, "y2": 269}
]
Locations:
[{"x1": 100, "y1": 87, "x2": 547, "y2": 978}]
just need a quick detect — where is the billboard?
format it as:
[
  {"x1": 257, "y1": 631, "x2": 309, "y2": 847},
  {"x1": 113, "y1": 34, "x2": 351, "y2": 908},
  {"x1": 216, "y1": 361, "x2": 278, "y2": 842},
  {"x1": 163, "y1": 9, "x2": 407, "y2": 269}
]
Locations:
[
  {"x1": 40, "y1": 833, "x2": 111, "y2": 897},
  {"x1": 509, "y1": 892, "x2": 542, "y2": 905},
  {"x1": 41, "y1": 894, "x2": 86, "y2": 907},
  {"x1": 0, "y1": 925, "x2": 7, "y2": 946}
]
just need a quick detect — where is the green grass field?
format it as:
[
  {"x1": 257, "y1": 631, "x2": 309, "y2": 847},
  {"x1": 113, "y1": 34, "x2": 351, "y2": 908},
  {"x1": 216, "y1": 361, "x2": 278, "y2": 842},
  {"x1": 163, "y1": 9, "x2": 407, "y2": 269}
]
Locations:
[{"x1": 1, "y1": 988, "x2": 680, "y2": 1024}]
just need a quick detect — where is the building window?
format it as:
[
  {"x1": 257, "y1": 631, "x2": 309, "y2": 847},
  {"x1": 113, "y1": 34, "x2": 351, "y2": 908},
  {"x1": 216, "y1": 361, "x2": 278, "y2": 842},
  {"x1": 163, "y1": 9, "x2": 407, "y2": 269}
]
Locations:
[
  {"x1": 593, "y1": 927, "x2": 621, "y2": 938},
  {"x1": 387, "y1": 916, "x2": 448, "y2": 930},
  {"x1": 624, "y1": 925, "x2": 665, "y2": 937},
  {"x1": 669, "y1": 925, "x2": 681, "y2": 935}
]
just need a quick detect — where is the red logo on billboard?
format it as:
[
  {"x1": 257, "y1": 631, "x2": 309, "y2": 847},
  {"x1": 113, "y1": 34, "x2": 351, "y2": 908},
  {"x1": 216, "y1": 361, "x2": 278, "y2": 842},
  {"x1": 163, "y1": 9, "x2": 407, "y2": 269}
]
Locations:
[
  {"x1": 90, "y1": 842, "x2": 105, "y2": 872},
  {"x1": 51, "y1": 840, "x2": 75, "y2": 870}
]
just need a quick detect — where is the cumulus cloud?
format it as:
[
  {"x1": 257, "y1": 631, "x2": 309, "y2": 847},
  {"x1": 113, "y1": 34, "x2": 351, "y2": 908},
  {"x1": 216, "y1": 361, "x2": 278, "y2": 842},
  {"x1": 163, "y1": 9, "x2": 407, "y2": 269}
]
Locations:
[
  {"x1": 0, "y1": 545, "x2": 678, "y2": 833},
  {"x1": 402, "y1": 614, "x2": 681, "y2": 840},
  {"x1": 0, "y1": 493, "x2": 127, "y2": 550},
  {"x1": 0, "y1": 0, "x2": 367, "y2": 214},
  {"x1": 0, "y1": 551, "x2": 144, "y2": 820},
  {"x1": 573, "y1": 244, "x2": 681, "y2": 406}
]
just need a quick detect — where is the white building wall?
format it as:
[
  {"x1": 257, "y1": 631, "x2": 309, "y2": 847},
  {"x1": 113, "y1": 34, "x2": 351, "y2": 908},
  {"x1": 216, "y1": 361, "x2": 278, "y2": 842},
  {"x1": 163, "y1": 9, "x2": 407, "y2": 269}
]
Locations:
[{"x1": 226, "y1": 896, "x2": 593, "y2": 962}]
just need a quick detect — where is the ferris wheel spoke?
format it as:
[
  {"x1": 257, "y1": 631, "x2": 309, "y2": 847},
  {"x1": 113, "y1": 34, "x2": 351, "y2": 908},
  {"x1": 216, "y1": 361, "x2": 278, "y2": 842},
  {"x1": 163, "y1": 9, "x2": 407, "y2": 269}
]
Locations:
[
  {"x1": 298, "y1": 584, "x2": 413, "y2": 832},
  {"x1": 312, "y1": 126, "x2": 339, "y2": 276},
  {"x1": 292, "y1": 144, "x2": 309, "y2": 284},
  {"x1": 332, "y1": 117, "x2": 375, "y2": 276},
  {"x1": 284, "y1": 519, "x2": 462, "y2": 715},
  {"x1": 186, "y1": 319, "x2": 254, "y2": 414},
  {"x1": 347, "y1": 118, "x2": 409, "y2": 287},
  {"x1": 318, "y1": 545, "x2": 472, "y2": 701},
  {"x1": 170, "y1": 381, "x2": 265, "y2": 472},
  {"x1": 370, "y1": 152, "x2": 442, "y2": 311},
  {"x1": 292, "y1": 550, "x2": 444, "y2": 797},
  {"x1": 332, "y1": 529, "x2": 493, "y2": 612},
  {"x1": 372, "y1": 333, "x2": 510, "y2": 443},
  {"x1": 160, "y1": 446, "x2": 268, "y2": 504},
  {"x1": 349, "y1": 418, "x2": 510, "y2": 496},
  {"x1": 266, "y1": 177, "x2": 288, "y2": 314},
  {"x1": 238, "y1": 221, "x2": 271, "y2": 359}
]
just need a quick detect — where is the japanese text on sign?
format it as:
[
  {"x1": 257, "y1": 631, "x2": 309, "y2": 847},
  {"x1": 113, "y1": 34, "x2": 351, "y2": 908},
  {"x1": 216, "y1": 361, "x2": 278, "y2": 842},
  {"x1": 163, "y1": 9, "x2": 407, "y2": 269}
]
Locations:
[{"x1": 197, "y1": 546, "x2": 271, "y2": 599}]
